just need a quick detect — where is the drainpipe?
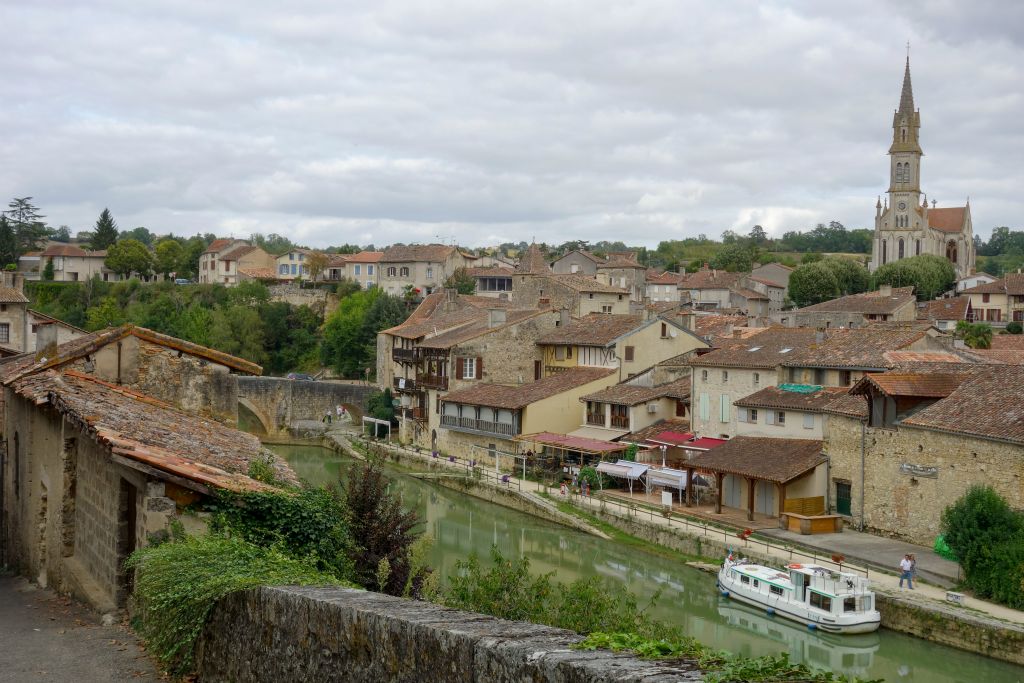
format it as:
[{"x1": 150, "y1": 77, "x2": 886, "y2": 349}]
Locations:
[
  {"x1": 860, "y1": 421, "x2": 866, "y2": 531},
  {"x1": 116, "y1": 341, "x2": 123, "y2": 384}
]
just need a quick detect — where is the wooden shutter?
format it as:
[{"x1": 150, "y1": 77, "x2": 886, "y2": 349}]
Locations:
[
  {"x1": 737, "y1": 408, "x2": 747, "y2": 423},
  {"x1": 476, "y1": 357, "x2": 483, "y2": 379},
  {"x1": 625, "y1": 346, "x2": 635, "y2": 361},
  {"x1": 455, "y1": 358, "x2": 464, "y2": 380},
  {"x1": 766, "y1": 410, "x2": 775, "y2": 425}
]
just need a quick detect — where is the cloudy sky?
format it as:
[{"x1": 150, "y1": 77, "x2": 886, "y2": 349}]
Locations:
[{"x1": 2, "y1": 1, "x2": 1022, "y2": 249}]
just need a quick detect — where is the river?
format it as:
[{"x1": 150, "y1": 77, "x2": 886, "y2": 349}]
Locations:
[{"x1": 270, "y1": 443, "x2": 1023, "y2": 683}]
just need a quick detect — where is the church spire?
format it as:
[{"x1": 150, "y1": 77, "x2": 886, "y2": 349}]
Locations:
[{"x1": 898, "y1": 54, "x2": 915, "y2": 115}]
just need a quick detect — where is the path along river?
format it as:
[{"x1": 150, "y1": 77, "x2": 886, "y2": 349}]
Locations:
[{"x1": 271, "y1": 444, "x2": 1024, "y2": 683}]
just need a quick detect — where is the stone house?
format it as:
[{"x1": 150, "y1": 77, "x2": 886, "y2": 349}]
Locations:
[
  {"x1": 434, "y1": 366, "x2": 617, "y2": 463},
  {"x1": 536, "y1": 313, "x2": 708, "y2": 382},
  {"x1": 39, "y1": 245, "x2": 119, "y2": 282},
  {"x1": 198, "y1": 240, "x2": 276, "y2": 286},
  {"x1": 682, "y1": 267, "x2": 745, "y2": 310},
  {"x1": 379, "y1": 244, "x2": 471, "y2": 297},
  {"x1": 822, "y1": 365, "x2": 1024, "y2": 543},
  {"x1": 732, "y1": 385, "x2": 848, "y2": 440},
  {"x1": 551, "y1": 250, "x2": 606, "y2": 275},
  {"x1": 275, "y1": 248, "x2": 316, "y2": 280},
  {"x1": 336, "y1": 251, "x2": 384, "y2": 289},
  {"x1": 745, "y1": 277, "x2": 787, "y2": 313},
  {"x1": 645, "y1": 271, "x2": 685, "y2": 303},
  {"x1": 750, "y1": 262, "x2": 793, "y2": 289},
  {"x1": 917, "y1": 296, "x2": 972, "y2": 332},
  {"x1": 962, "y1": 273, "x2": 1024, "y2": 325},
  {"x1": 467, "y1": 265, "x2": 514, "y2": 299},
  {"x1": 0, "y1": 273, "x2": 31, "y2": 353},
  {"x1": 577, "y1": 377, "x2": 691, "y2": 441},
  {"x1": 512, "y1": 244, "x2": 630, "y2": 316},
  {"x1": 729, "y1": 287, "x2": 771, "y2": 317},
  {"x1": 776, "y1": 285, "x2": 917, "y2": 328},
  {"x1": 689, "y1": 327, "x2": 819, "y2": 439},
  {"x1": 596, "y1": 253, "x2": 647, "y2": 303}
]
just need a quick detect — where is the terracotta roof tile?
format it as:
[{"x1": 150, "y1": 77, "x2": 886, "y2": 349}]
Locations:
[
  {"x1": 691, "y1": 328, "x2": 819, "y2": 368},
  {"x1": 537, "y1": 313, "x2": 642, "y2": 346},
  {"x1": 821, "y1": 392, "x2": 869, "y2": 419},
  {"x1": 548, "y1": 273, "x2": 627, "y2": 293},
  {"x1": 928, "y1": 206, "x2": 967, "y2": 233},
  {"x1": 682, "y1": 269, "x2": 745, "y2": 290},
  {"x1": 512, "y1": 243, "x2": 551, "y2": 274},
  {"x1": 467, "y1": 265, "x2": 515, "y2": 277},
  {"x1": 647, "y1": 271, "x2": 685, "y2": 285},
  {"x1": 693, "y1": 314, "x2": 749, "y2": 341},
  {"x1": 780, "y1": 323, "x2": 932, "y2": 370},
  {"x1": 623, "y1": 419, "x2": 692, "y2": 444},
  {"x1": 794, "y1": 287, "x2": 916, "y2": 315},
  {"x1": 687, "y1": 437, "x2": 825, "y2": 484},
  {"x1": 382, "y1": 244, "x2": 456, "y2": 263},
  {"x1": 900, "y1": 366, "x2": 1024, "y2": 443},
  {"x1": 203, "y1": 239, "x2": 237, "y2": 254},
  {"x1": 0, "y1": 287, "x2": 29, "y2": 303},
  {"x1": 918, "y1": 296, "x2": 970, "y2": 321},
  {"x1": 733, "y1": 385, "x2": 848, "y2": 412},
  {"x1": 416, "y1": 309, "x2": 546, "y2": 349},
  {"x1": 992, "y1": 335, "x2": 1024, "y2": 350},
  {"x1": 959, "y1": 349, "x2": 1024, "y2": 364},
  {"x1": 581, "y1": 377, "x2": 691, "y2": 406},
  {"x1": 442, "y1": 366, "x2": 615, "y2": 410},
  {"x1": 881, "y1": 350, "x2": 965, "y2": 364},
  {"x1": 732, "y1": 287, "x2": 769, "y2": 300},
  {"x1": 343, "y1": 251, "x2": 384, "y2": 263},
  {"x1": 851, "y1": 372, "x2": 969, "y2": 398}
]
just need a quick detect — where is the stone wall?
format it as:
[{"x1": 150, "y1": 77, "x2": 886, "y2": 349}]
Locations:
[
  {"x1": 237, "y1": 377, "x2": 376, "y2": 436},
  {"x1": 194, "y1": 586, "x2": 703, "y2": 683}
]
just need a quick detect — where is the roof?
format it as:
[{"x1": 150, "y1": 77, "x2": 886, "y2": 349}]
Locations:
[
  {"x1": 203, "y1": 239, "x2": 237, "y2": 254},
  {"x1": 344, "y1": 251, "x2": 384, "y2": 263},
  {"x1": 685, "y1": 437, "x2": 728, "y2": 451},
  {"x1": 918, "y1": 297, "x2": 970, "y2": 321},
  {"x1": 687, "y1": 437, "x2": 825, "y2": 484},
  {"x1": 624, "y1": 419, "x2": 693, "y2": 445},
  {"x1": 955, "y1": 349, "x2": 1024, "y2": 365},
  {"x1": 27, "y1": 309, "x2": 87, "y2": 334},
  {"x1": 580, "y1": 377, "x2": 691, "y2": 406},
  {"x1": 820, "y1": 392, "x2": 869, "y2": 419},
  {"x1": 238, "y1": 267, "x2": 279, "y2": 280},
  {"x1": 0, "y1": 324, "x2": 262, "y2": 384},
  {"x1": 747, "y1": 277, "x2": 786, "y2": 289},
  {"x1": 882, "y1": 350, "x2": 965, "y2": 364},
  {"x1": 554, "y1": 250, "x2": 607, "y2": 266},
  {"x1": 992, "y1": 334, "x2": 1024, "y2": 350},
  {"x1": 381, "y1": 244, "x2": 456, "y2": 263},
  {"x1": 928, "y1": 207, "x2": 967, "y2": 233},
  {"x1": 467, "y1": 265, "x2": 515, "y2": 277},
  {"x1": 519, "y1": 432, "x2": 629, "y2": 454},
  {"x1": 597, "y1": 253, "x2": 643, "y2": 269},
  {"x1": 691, "y1": 327, "x2": 818, "y2": 369},
  {"x1": 219, "y1": 244, "x2": 259, "y2": 260},
  {"x1": 441, "y1": 366, "x2": 615, "y2": 410},
  {"x1": 11, "y1": 370, "x2": 294, "y2": 492},
  {"x1": 733, "y1": 385, "x2": 848, "y2": 412},
  {"x1": 416, "y1": 309, "x2": 547, "y2": 349},
  {"x1": 732, "y1": 287, "x2": 769, "y2": 301},
  {"x1": 0, "y1": 287, "x2": 29, "y2": 303},
  {"x1": 793, "y1": 287, "x2": 916, "y2": 315},
  {"x1": 515, "y1": 244, "x2": 552, "y2": 274},
  {"x1": 41, "y1": 244, "x2": 106, "y2": 258},
  {"x1": 850, "y1": 373, "x2": 969, "y2": 399},
  {"x1": 682, "y1": 269, "x2": 744, "y2": 290},
  {"x1": 647, "y1": 271, "x2": 685, "y2": 285},
  {"x1": 693, "y1": 314, "x2": 749, "y2": 341},
  {"x1": 537, "y1": 313, "x2": 643, "y2": 347},
  {"x1": 780, "y1": 323, "x2": 932, "y2": 370},
  {"x1": 549, "y1": 273, "x2": 628, "y2": 293}
]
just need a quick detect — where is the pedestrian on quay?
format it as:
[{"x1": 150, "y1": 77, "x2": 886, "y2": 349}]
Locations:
[
  {"x1": 909, "y1": 553, "x2": 917, "y2": 582},
  {"x1": 899, "y1": 554, "x2": 914, "y2": 590},
  {"x1": 560, "y1": 481, "x2": 567, "y2": 498},
  {"x1": 337, "y1": 404, "x2": 344, "y2": 420}
]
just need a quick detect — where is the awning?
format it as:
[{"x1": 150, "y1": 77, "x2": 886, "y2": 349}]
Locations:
[
  {"x1": 567, "y1": 425, "x2": 630, "y2": 442},
  {"x1": 646, "y1": 431, "x2": 695, "y2": 447},
  {"x1": 516, "y1": 432, "x2": 630, "y2": 454},
  {"x1": 596, "y1": 459, "x2": 649, "y2": 480},
  {"x1": 647, "y1": 467, "x2": 710, "y2": 489},
  {"x1": 685, "y1": 437, "x2": 728, "y2": 451}
]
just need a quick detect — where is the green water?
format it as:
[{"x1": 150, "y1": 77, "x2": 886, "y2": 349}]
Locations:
[{"x1": 271, "y1": 444, "x2": 1024, "y2": 683}]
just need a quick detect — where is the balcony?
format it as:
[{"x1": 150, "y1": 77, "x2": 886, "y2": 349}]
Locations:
[
  {"x1": 393, "y1": 377, "x2": 418, "y2": 393},
  {"x1": 610, "y1": 414, "x2": 630, "y2": 430},
  {"x1": 392, "y1": 348, "x2": 418, "y2": 363},
  {"x1": 420, "y1": 347, "x2": 449, "y2": 361},
  {"x1": 586, "y1": 412, "x2": 606, "y2": 427},
  {"x1": 441, "y1": 414, "x2": 517, "y2": 437},
  {"x1": 418, "y1": 374, "x2": 449, "y2": 391}
]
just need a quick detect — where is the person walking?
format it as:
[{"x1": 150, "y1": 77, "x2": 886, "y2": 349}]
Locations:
[
  {"x1": 909, "y1": 553, "x2": 917, "y2": 583},
  {"x1": 899, "y1": 554, "x2": 914, "y2": 590}
]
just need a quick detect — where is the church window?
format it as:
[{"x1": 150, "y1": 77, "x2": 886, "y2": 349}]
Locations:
[
  {"x1": 915, "y1": 239, "x2": 921, "y2": 256},
  {"x1": 898, "y1": 239, "x2": 905, "y2": 259},
  {"x1": 882, "y1": 241, "x2": 887, "y2": 264},
  {"x1": 902, "y1": 129, "x2": 907, "y2": 142},
  {"x1": 905, "y1": 164, "x2": 912, "y2": 184},
  {"x1": 895, "y1": 163, "x2": 903, "y2": 183}
]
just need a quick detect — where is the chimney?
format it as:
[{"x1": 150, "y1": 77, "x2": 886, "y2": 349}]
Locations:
[
  {"x1": 725, "y1": 323, "x2": 734, "y2": 336},
  {"x1": 678, "y1": 311, "x2": 695, "y2": 331},
  {"x1": 879, "y1": 284, "x2": 892, "y2": 296},
  {"x1": 487, "y1": 308, "x2": 506, "y2": 328},
  {"x1": 559, "y1": 308, "x2": 570, "y2": 327},
  {"x1": 36, "y1": 322, "x2": 58, "y2": 355},
  {"x1": 442, "y1": 287, "x2": 458, "y2": 312}
]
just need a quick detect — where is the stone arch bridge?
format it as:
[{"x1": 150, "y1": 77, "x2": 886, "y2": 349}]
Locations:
[{"x1": 237, "y1": 377, "x2": 376, "y2": 436}]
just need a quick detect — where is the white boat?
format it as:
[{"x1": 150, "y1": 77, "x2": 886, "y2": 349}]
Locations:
[{"x1": 717, "y1": 555, "x2": 881, "y2": 634}]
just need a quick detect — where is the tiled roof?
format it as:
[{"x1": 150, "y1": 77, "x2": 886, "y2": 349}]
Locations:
[
  {"x1": 0, "y1": 324, "x2": 262, "y2": 384},
  {"x1": 691, "y1": 327, "x2": 818, "y2": 369},
  {"x1": 0, "y1": 287, "x2": 29, "y2": 303},
  {"x1": 780, "y1": 323, "x2": 932, "y2": 370},
  {"x1": 647, "y1": 271, "x2": 685, "y2": 285},
  {"x1": 344, "y1": 251, "x2": 384, "y2": 263},
  {"x1": 581, "y1": 377, "x2": 691, "y2": 406},
  {"x1": 682, "y1": 269, "x2": 745, "y2": 290},
  {"x1": 851, "y1": 373, "x2": 969, "y2": 398},
  {"x1": 794, "y1": 287, "x2": 916, "y2": 315},
  {"x1": 918, "y1": 296, "x2": 969, "y2": 321},
  {"x1": 882, "y1": 350, "x2": 965, "y2": 364},
  {"x1": 42, "y1": 244, "x2": 99, "y2": 258},
  {"x1": 733, "y1": 385, "x2": 848, "y2": 412},
  {"x1": 381, "y1": 244, "x2": 456, "y2": 263},
  {"x1": 747, "y1": 277, "x2": 786, "y2": 289},
  {"x1": 598, "y1": 253, "x2": 642, "y2": 269},
  {"x1": 219, "y1": 244, "x2": 259, "y2": 260},
  {"x1": 623, "y1": 419, "x2": 692, "y2": 445},
  {"x1": 928, "y1": 206, "x2": 967, "y2": 233},
  {"x1": 11, "y1": 370, "x2": 294, "y2": 492},
  {"x1": 693, "y1": 314, "x2": 749, "y2": 341},
  {"x1": 203, "y1": 239, "x2": 236, "y2": 254},
  {"x1": 820, "y1": 392, "x2": 868, "y2": 419},
  {"x1": 416, "y1": 309, "x2": 546, "y2": 349},
  {"x1": 549, "y1": 273, "x2": 627, "y2": 293},
  {"x1": 467, "y1": 265, "x2": 515, "y2": 277},
  {"x1": 537, "y1": 313, "x2": 642, "y2": 346},
  {"x1": 961, "y1": 279, "x2": 1006, "y2": 294},
  {"x1": 441, "y1": 366, "x2": 615, "y2": 410},
  {"x1": 732, "y1": 287, "x2": 769, "y2": 301},
  {"x1": 238, "y1": 267, "x2": 278, "y2": 279},
  {"x1": 515, "y1": 244, "x2": 552, "y2": 274},
  {"x1": 992, "y1": 334, "x2": 1024, "y2": 350},
  {"x1": 384, "y1": 306, "x2": 481, "y2": 340},
  {"x1": 687, "y1": 437, "x2": 825, "y2": 484},
  {"x1": 961, "y1": 274, "x2": 1024, "y2": 296},
  {"x1": 960, "y1": 349, "x2": 1024, "y2": 365}
]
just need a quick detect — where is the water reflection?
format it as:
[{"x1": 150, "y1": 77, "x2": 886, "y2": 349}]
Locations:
[{"x1": 273, "y1": 444, "x2": 1024, "y2": 683}]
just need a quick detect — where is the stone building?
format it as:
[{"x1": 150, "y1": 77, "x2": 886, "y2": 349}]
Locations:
[
  {"x1": 646, "y1": 271, "x2": 685, "y2": 303},
  {"x1": 917, "y1": 296, "x2": 972, "y2": 332},
  {"x1": 868, "y1": 57, "x2": 975, "y2": 279},
  {"x1": 681, "y1": 267, "x2": 745, "y2": 310},
  {"x1": 0, "y1": 331, "x2": 292, "y2": 611},
  {"x1": 550, "y1": 250, "x2": 606, "y2": 275},
  {"x1": 732, "y1": 385, "x2": 847, "y2": 440},
  {"x1": 0, "y1": 273, "x2": 30, "y2": 353},
  {"x1": 577, "y1": 377, "x2": 691, "y2": 442},
  {"x1": 198, "y1": 240, "x2": 276, "y2": 286},
  {"x1": 961, "y1": 273, "x2": 1024, "y2": 325},
  {"x1": 466, "y1": 265, "x2": 514, "y2": 299},
  {"x1": 776, "y1": 286, "x2": 917, "y2": 328},
  {"x1": 378, "y1": 244, "x2": 471, "y2": 297},
  {"x1": 750, "y1": 263, "x2": 793, "y2": 290},
  {"x1": 822, "y1": 365, "x2": 1024, "y2": 543},
  {"x1": 596, "y1": 253, "x2": 647, "y2": 303},
  {"x1": 37, "y1": 245, "x2": 120, "y2": 282}
]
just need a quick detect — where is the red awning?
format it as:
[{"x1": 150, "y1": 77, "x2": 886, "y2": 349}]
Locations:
[
  {"x1": 685, "y1": 437, "x2": 728, "y2": 451},
  {"x1": 646, "y1": 431, "x2": 695, "y2": 446}
]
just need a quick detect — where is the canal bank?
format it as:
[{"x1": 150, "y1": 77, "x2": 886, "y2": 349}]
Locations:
[{"x1": 271, "y1": 441, "x2": 1024, "y2": 681}]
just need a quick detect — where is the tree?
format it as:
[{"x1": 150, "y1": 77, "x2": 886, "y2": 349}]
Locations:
[
  {"x1": 321, "y1": 289, "x2": 410, "y2": 378},
  {"x1": 365, "y1": 389, "x2": 397, "y2": 425},
  {"x1": 955, "y1": 321, "x2": 993, "y2": 349},
  {"x1": 119, "y1": 226, "x2": 155, "y2": 247},
  {"x1": 42, "y1": 258, "x2": 55, "y2": 281},
  {"x1": 105, "y1": 238, "x2": 153, "y2": 278},
  {"x1": 5, "y1": 197, "x2": 49, "y2": 256},
  {"x1": 91, "y1": 208, "x2": 120, "y2": 250},
  {"x1": 52, "y1": 225, "x2": 72, "y2": 242},
  {"x1": 306, "y1": 252, "x2": 329, "y2": 282},
  {"x1": 178, "y1": 236, "x2": 209, "y2": 279},
  {"x1": 0, "y1": 216, "x2": 18, "y2": 269},
  {"x1": 871, "y1": 254, "x2": 956, "y2": 301},
  {"x1": 443, "y1": 267, "x2": 476, "y2": 294},
  {"x1": 335, "y1": 278, "x2": 362, "y2": 299},
  {"x1": 85, "y1": 297, "x2": 127, "y2": 330},
  {"x1": 208, "y1": 305, "x2": 267, "y2": 365},
  {"x1": 709, "y1": 243, "x2": 755, "y2": 272},
  {"x1": 819, "y1": 257, "x2": 869, "y2": 295},
  {"x1": 788, "y1": 261, "x2": 841, "y2": 307},
  {"x1": 153, "y1": 239, "x2": 184, "y2": 278},
  {"x1": 748, "y1": 224, "x2": 768, "y2": 247}
]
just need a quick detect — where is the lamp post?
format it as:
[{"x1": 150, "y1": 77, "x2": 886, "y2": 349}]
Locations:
[{"x1": 660, "y1": 444, "x2": 667, "y2": 468}]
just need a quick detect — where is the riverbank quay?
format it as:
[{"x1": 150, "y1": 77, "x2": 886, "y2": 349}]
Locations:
[{"x1": 318, "y1": 429, "x2": 1024, "y2": 666}]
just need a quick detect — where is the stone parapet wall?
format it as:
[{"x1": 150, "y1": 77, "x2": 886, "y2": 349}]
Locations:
[
  {"x1": 237, "y1": 377, "x2": 375, "y2": 436},
  {"x1": 195, "y1": 586, "x2": 702, "y2": 683}
]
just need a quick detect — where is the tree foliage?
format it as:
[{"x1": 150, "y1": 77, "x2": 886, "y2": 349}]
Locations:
[
  {"x1": 708, "y1": 243, "x2": 756, "y2": 272},
  {"x1": 42, "y1": 258, "x2": 55, "y2": 281},
  {"x1": 154, "y1": 239, "x2": 184, "y2": 277},
  {"x1": 787, "y1": 261, "x2": 840, "y2": 307},
  {"x1": 91, "y1": 208, "x2": 120, "y2": 250},
  {"x1": 306, "y1": 251, "x2": 329, "y2": 282},
  {"x1": 871, "y1": 254, "x2": 956, "y2": 300},
  {"x1": 4, "y1": 197, "x2": 49, "y2": 257},
  {"x1": 321, "y1": 289, "x2": 409, "y2": 378},
  {"x1": 955, "y1": 321, "x2": 993, "y2": 350},
  {"x1": 105, "y1": 238, "x2": 154, "y2": 278},
  {"x1": 0, "y1": 216, "x2": 19, "y2": 269},
  {"x1": 443, "y1": 266, "x2": 477, "y2": 294}
]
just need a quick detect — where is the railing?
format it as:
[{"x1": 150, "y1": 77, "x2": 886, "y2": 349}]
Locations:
[
  {"x1": 419, "y1": 348, "x2": 448, "y2": 361},
  {"x1": 393, "y1": 377, "x2": 418, "y2": 392},
  {"x1": 610, "y1": 415, "x2": 630, "y2": 429},
  {"x1": 440, "y1": 414, "x2": 517, "y2": 437},
  {"x1": 418, "y1": 374, "x2": 449, "y2": 390},
  {"x1": 355, "y1": 437, "x2": 521, "y2": 491},
  {"x1": 585, "y1": 413, "x2": 605, "y2": 427},
  {"x1": 392, "y1": 348, "x2": 418, "y2": 363}
]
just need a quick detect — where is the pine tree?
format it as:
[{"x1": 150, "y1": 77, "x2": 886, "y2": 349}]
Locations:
[
  {"x1": 0, "y1": 216, "x2": 18, "y2": 269},
  {"x1": 42, "y1": 258, "x2": 55, "y2": 281},
  {"x1": 4, "y1": 197, "x2": 49, "y2": 255},
  {"x1": 91, "y1": 208, "x2": 120, "y2": 250}
]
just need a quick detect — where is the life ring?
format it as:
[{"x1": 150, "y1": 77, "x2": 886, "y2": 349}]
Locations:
[{"x1": 787, "y1": 563, "x2": 802, "y2": 569}]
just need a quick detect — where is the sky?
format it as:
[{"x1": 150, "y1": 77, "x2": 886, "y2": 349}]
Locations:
[{"x1": 2, "y1": 1, "x2": 1022, "y2": 249}]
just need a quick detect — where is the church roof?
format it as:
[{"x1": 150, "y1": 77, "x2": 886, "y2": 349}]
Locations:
[
  {"x1": 928, "y1": 206, "x2": 967, "y2": 233},
  {"x1": 516, "y1": 243, "x2": 552, "y2": 274},
  {"x1": 898, "y1": 56, "x2": 915, "y2": 115}
]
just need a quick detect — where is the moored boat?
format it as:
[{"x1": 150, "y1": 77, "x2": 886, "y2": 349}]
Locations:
[{"x1": 717, "y1": 554, "x2": 881, "y2": 634}]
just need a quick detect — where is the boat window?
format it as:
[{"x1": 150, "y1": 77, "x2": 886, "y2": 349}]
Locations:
[
  {"x1": 862, "y1": 595, "x2": 872, "y2": 611},
  {"x1": 809, "y1": 591, "x2": 833, "y2": 613},
  {"x1": 740, "y1": 575, "x2": 750, "y2": 584},
  {"x1": 769, "y1": 585, "x2": 784, "y2": 596},
  {"x1": 844, "y1": 597, "x2": 857, "y2": 612},
  {"x1": 753, "y1": 579, "x2": 759, "y2": 588}
]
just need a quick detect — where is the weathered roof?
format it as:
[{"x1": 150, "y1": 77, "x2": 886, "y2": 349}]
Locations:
[
  {"x1": 918, "y1": 296, "x2": 970, "y2": 321},
  {"x1": 517, "y1": 431, "x2": 628, "y2": 454},
  {"x1": 203, "y1": 239, "x2": 237, "y2": 254},
  {"x1": 554, "y1": 250, "x2": 607, "y2": 266},
  {"x1": 416, "y1": 309, "x2": 547, "y2": 349},
  {"x1": 682, "y1": 269, "x2": 744, "y2": 290},
  {"x1": 747, "y1": 277, "x2": 786, "y2": 289},
  {"x1": 691, "y1": 327, "x2": 818, "y2": 369},
  {"x1": 581, "y1": 377, "x2": 691, "y2": 406},
  {"x1": 687, "y1": 437, "x2": 825, "y2": 484},
  {"x1": 381, "y1": 244, "x2": 456, "y2": 263},
  {"x1": 515, "y1": 244, "x2": 553, "y2": 274},
  {"x1": 0, "y1": 324, "x2": 262, "y2": 384},
  {"x1": 928, "y1": 207, "x2": 967, "y2": 233},
  {"x1": 732, "y1": 287, "x2": 769, "y2": 301},
  {"x1": 598, "y1": 253, "x2": 643, "y2": 269},
  {"x1": 624, "y1": 419, "x2": 692, "y2": 445},
  {"x1": 11, "y1": 370, "x2": 294, "y2": 492},
  {"x1": 820, "y1": 392, "x2": 869, "y2": 419},
  {"x1": 219, "y1": 244, "x2": 259, "y2": 260},
  {"x1": 992, "y1": 334, "x2": 1024, "y2": 350},
  {"x1": 850, "y1": 373, "x2": 969, "y2": 399},
  {"x1": 344, "y1": 251, "x2": 384, "y2": 263},
  {"x1": 693, "y1": 314, "x2": 749, "y2": 341},
  {"x1": 467, "y1": 265, "x2": 515, "y2": 277},
  {"x1": 537, "y1": 314, "x2": 642, "y2": 347},
  {"x1": 0, "y1": 287, "x2": 29, "y2": 303},
  {"x1": 41, "y1": 244, "x2": 106, "y2": 258},
  {"x1": 441, "y1": 367, "x2": 615, "y2": 410},
  {"x1": 793, "y1": 287, "x2": 916, "y2": 315},
  {"x1": 238, "y1": 267, "x2": 279, "y2": 280},
  {"x1": 549, "y1": 273, "x2": 627, "y2": 293},
  {"x1": 733, "y1": 385, "x2": 848, "y2": 412},
  {"x1": 780, "y1": 323, "x2": 932, "y2": 370},
  {"x1": 647, "y1": 271, "x2": 684, "y2": 285},
  {"x1": 957, "y1": 349, "x2": 1024, "y2": 365},
  {"x1": 881, "y1": 350, "x2": 965, "y2": 365}
]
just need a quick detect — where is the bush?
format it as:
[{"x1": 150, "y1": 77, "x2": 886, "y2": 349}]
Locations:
[
  {"x1": 1006, "y1": 322, "x2": 1023, "y2": 335},
  {"x1": 788, "y1": 262, "x2": 840, "y2": 307},
  {"x1": 871, "y1": 254, "x2": 956, "y2": 300},
  {"x1": 128, "y1": 534, "x2": 344, "y2": 675},
  {"x1": 941, "y1": 486, "x2": 1024, "y2": 608}
]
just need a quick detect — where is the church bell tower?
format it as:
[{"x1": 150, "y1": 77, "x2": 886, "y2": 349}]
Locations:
[{"x1": 887, "y1": 56, "x2": 923, "y2": 229}]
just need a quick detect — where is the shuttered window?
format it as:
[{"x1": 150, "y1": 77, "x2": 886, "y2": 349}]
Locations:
[
  {"x1": 803, "y1": 413, "x2": 815, "y2": 429},
  {"x1": 699, "y1": 393, "x2": 710, "y2": 421},
  {"x1": 766, "y1": 410, "x2": 775, "y2": 425},
  {"x1": 719, "y1": 395, "x2": 730, "y2": 423},
  {"x1": 624, "y1": 346, "x2": 635, "y2": 362}
]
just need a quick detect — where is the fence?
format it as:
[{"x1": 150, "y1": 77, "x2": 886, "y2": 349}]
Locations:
[{"x1": 356, "y1": 437, "x2": 521, "y2": 491}]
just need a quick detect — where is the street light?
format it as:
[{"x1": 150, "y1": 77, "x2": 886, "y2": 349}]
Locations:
[{"x1": 660, "y1": 444, "x2": 667, "y2": 468}]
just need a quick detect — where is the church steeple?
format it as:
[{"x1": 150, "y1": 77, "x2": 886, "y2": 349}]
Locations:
[{"x1": 898, "y1": 56, "x2": 915, "y2": 116}]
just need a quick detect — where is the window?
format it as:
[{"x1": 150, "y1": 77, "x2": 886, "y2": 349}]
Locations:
[
  {"x1": 803, "y1": 413, "x2": 814, "y2": 429},
  {"x1": 426, "y1": 267, "x2": 433, "y2": 279},
  {"x1": 770, "y1": 585, "x2": 785, "y2": 597},
  {"x1": 279, "y1": 264, "x2": 289, "y2": 275},
  {"x1": 462, "y1": 357, "x2": 477, "y2": 379},
  {"x1": 777, "y1": 411, "x2": 786, "y2": 426},
  {"x1": 982, "y1": 293, "x2": 990, "y2": 303},
  {"x1": 367, "y1": 265, "x2": 374, "y2": 276},
  {"x1": 814, "y1": 369, "x2": 825, "y2": 385},
  {"x1": 555, "y1": 346, "x2": 566, "y2": 361},
  {"x1": 701, "y1": 370, "x2": 708, "y2": 382},
  {"x1": 753, "y1": 372, "x2": 760, "y2": 385},
  {"x1": 0, "y1": 323, "x2": 9, "y2": 343},
  {"x1": 601, "y1": 305, "x2": 613, "y2": 313},
  {"x1": 809, "y1": 591, "x2": 833, "y2": 613},
  {"x1": 882, "y1": 241, "x2": 887, "y2": 264},
  {"x1": 836, "y1": 481, "x2": 852, "y2": 516},
  {"x1": 400, "y1": 266, "x2": 409, "y2": 277},
  {"x1": 675, "y1": 400, "x2": 686, "y2": 417},
  {"x1": 740, "y1": 574, "x2": 750, "y2": 584},
  {"x1": 839, "y1": 370, "x2": 851, "y2": 386},
  {"x1": 898, "y1": 239, "x2": 905, "y2": 260},
  {"x1": 721, "y1": 371, "x2": 728, "y2": 382},
  {"x1": 661, "y1": 322, "x2": 668, "y2": 338},
  {"x1": 624, "y1": 346, "x2": 634, "y2": 362},
  {"x1": 915, "y1": 239, "x2": 921, "y2": 256},
  {"x1": 699, "y1": 393, "x2": 710, "y2": 421},
  {"x1": 720, "y1": 395, "x2": 730, "y2": 423},
  {"x1": 571, "y1": 264, "x2": 579, "y2": 273},
  {"x1": 289, "y1": 253, "x2": 295, "y2": 261},
  {"x1": 291, "y1": 264, "x2": 297, "y2": 275},
  {"x1": 387, "y1": 266, "x2": 396, "y2": 277},
  {"x1": 749, "y1": 408, "x2": 758, "y2": 423},
  {"x1": 844, "y1": 597, "x2": 857, "y2": 613}
]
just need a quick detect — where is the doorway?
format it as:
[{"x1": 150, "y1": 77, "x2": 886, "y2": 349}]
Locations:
[{"x1": 117, "y1": 479, "x2": 138, "y2": 605}]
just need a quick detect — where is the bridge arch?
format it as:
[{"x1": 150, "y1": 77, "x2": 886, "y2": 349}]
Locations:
[{"x1": 238, "y1": 397, "x2": 272, "y2": 436}]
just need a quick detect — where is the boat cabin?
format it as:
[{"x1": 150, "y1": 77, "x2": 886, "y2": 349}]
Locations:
[{"x1": 729, "y1": 562, "x2": 874, "y2": 615}]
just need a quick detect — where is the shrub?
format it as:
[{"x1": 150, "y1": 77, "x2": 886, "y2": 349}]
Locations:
[{"x1": 1006, "y1": 322, "x2": 1023, "y2": 335}]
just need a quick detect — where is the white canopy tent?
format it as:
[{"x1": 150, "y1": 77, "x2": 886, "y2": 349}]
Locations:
[
  {"x1": 647, "y1": 467, "x2": 710, "y2": 503},
  {"x1": 596, "y1": 460, "x2": 650, "y2": 496}
]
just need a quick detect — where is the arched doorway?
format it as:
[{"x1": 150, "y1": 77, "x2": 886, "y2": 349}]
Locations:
[{"x1": 946, "y1": 240, "x2": 958, "y2": 265}]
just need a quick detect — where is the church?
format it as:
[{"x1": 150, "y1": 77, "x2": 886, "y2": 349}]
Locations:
[{"x1": 869, "y1": 57, "x2": 975, "y2": 279}]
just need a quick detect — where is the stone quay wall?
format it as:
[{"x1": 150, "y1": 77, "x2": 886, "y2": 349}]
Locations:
[{"x1": 194, "y1": 586, "x2": 703, "y2": 683}]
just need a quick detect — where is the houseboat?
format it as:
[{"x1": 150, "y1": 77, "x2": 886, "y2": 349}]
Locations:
[{"x1": 717, "y1": 555, "x2": 881, "y2": 634}]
